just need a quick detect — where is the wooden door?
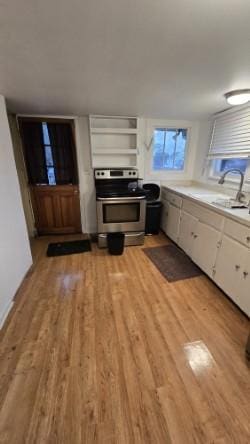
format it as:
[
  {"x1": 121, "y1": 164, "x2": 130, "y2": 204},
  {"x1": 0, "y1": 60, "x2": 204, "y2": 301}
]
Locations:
[{"x1": 31, "y1": 185, "x2": 81, "y2": 234}]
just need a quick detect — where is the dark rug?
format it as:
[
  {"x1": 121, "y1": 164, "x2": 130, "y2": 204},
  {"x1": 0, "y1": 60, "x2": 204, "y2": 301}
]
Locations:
[
  {"x1": 47, "y1": 239, "x2": 91, "y2": 257},
  {"x1": 143, "y1": 244, "x2": 203, "y2": 282}
]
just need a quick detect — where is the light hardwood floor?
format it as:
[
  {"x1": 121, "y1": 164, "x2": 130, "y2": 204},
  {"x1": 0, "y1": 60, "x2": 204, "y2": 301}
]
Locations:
[{"x1": 0, "y1": 233, "x2": 249, "y2": 443}]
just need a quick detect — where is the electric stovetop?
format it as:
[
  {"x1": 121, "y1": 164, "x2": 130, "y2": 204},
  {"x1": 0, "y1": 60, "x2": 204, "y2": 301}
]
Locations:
[{"x1": 96, "y1": 187, "x2": 146, "y2": 198}]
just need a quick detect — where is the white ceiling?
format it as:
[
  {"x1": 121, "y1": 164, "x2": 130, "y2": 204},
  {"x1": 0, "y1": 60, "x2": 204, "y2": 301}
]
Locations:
[{"x1": 0, "y1": 0, "x2": 250, "y2": 119}]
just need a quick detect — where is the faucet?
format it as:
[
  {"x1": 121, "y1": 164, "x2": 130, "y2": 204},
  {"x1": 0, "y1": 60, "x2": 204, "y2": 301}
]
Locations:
[{"x1": 218, "y1": 169, "x2": 245, "y2": 202}]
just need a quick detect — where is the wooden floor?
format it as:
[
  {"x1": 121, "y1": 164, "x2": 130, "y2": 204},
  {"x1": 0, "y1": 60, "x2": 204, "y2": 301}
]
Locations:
[{"x1": 0, "y1": 233, "x2": 249, "y2": 443}]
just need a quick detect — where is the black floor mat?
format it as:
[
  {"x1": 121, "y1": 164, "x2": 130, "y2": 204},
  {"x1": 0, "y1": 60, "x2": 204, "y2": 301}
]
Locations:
[
  {"x1": 47, "y1": 239, "x2": 91, "y2": 257},
  {"x1": 143, "y1": 244, "x2": 203, "y2": 282}
]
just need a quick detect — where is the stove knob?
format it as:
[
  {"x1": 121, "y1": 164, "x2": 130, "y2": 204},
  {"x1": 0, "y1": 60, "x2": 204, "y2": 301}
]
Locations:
[
  {"x1": 129, "y1": 172, "x2": 131, "y2": 175},
  {"x1": 101, "y1": 172, "x2": 104, "y2": 176}
]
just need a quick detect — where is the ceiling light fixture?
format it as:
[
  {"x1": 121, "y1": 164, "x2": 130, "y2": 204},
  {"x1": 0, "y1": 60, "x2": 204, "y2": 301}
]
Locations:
[{"x1": 225, "y1": 89, "x2": 250, "y2": 106}]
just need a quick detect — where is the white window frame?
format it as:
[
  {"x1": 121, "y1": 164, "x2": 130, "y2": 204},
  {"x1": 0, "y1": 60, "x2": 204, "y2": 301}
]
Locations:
[
  {"x1": 208, "y1": 158, "x2": 250, "y2": 184},
  {"x1": 145, "y1": 119, "x2": 199, "y2": 181},
  {"x1": 207, "y1": 104, "x2": 250, "y2": 188},
  {"x1": 152, "y1": 127, "x2": 189, "y2": 172}
]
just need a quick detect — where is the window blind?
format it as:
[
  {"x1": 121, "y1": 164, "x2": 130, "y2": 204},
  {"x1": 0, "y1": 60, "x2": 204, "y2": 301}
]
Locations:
[{"x1": 208, "y1": 105, "x2": 250, "y2": 159}]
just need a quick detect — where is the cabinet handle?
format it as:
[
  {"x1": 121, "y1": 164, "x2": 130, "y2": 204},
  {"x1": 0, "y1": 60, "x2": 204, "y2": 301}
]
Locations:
[
  {"x1": 243, "y1": 271, "x2": 249, "y2": 278},
  {"x1": 235, "y1": 265, "x2": 240, "y2": 271},
  {"x1": 193, "y1": 234, "x2": 198, "y2": 239},
  {"x1": 246, "y1": 236, "x2": 250, "y2": 243},
  {"x1": 191, "y1": 231, "x2": 194, "y2": 236}
]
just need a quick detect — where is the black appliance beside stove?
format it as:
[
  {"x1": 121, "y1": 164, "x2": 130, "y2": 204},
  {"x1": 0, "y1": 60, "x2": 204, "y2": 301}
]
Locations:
[{"x1": 95, "y1": 169, "x2": 146, "y2": 247}]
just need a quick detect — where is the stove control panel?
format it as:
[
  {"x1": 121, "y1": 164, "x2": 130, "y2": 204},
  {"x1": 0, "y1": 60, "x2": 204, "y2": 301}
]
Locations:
[{"x1": 95, "y1": 169, "x2": 138, "y2": 179}]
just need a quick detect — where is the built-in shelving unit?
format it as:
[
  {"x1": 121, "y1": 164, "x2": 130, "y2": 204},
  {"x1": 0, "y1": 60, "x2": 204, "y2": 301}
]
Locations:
[{"x1": 89, "y1": 115, "x2": 139, "y2": 168}]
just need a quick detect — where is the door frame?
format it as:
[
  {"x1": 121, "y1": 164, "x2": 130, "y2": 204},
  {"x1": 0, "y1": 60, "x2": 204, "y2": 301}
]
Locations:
[{"x1": 15, "y1": 114, "x2": 84, "y2": 235}]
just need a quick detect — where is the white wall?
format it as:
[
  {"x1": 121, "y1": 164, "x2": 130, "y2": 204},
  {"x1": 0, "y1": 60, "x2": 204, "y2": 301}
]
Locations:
[
  {"x1": 0, "y1": 96, "x2": 32, "y2": 327},
  {"x1": 75, "y1": 117, "x2": 97, "y2": 233},
  {"x1": 8, "y1": 115, "x2": 36, "y2": 237},
  {"x1": 143, "y1": 118, "x2": 200, "y2": 183},
  {"x1": 192, "y1": 120, "x2": 213, "y2": 182}
]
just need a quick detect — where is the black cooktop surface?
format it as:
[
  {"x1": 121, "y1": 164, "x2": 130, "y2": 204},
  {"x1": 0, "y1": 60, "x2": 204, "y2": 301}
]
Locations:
[{"x1": 96, "y1": 187, "x2": 146, "y2": 198}]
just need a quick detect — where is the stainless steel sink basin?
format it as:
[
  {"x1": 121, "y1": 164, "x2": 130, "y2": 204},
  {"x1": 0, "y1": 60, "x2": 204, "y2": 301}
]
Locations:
[{"x1": 212, "y1": 198, "x2": 248, "y2": 209}]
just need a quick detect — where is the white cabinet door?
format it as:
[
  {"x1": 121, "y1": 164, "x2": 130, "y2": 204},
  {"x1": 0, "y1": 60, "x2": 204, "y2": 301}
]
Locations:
[
  {"x1": 178, "y1": 211, "x2": 198, "y2": 256},
  {"x1": 191, "y1": 222, "x2": 221, "y2": 277},
  {"x1": 161, "y1": 201, "x2": 169, "y2": 234},
  {"x1": 239, "y1": 250, "x2": 250, "y2": 316},
  {"x1": 214, "y1": 235, "x2": 248, "y2": 312},
  {"x1": 166, "y1": 203, "x2": 181, "y2": 243}
]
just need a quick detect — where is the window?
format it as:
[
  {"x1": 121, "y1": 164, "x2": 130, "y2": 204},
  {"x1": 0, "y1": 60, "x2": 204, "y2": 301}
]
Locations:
[
  {"x1": 152, "y1": 128, "x2": 188, "y2": 171},
  {"x1": 20, "y1": 118, "x2": 78, "y2": 185},
  {"x1": 42, "y1": 123, "x2": 56, "y2": 185},
  {"x1": 212, "y1": 158, "x2": 249, "y2": 178}
]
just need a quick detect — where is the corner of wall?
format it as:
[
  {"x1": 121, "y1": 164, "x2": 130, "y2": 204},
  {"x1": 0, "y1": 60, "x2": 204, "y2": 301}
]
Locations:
[{"x1": 0, "y1": 95, "x2": 32, "y2": 327}]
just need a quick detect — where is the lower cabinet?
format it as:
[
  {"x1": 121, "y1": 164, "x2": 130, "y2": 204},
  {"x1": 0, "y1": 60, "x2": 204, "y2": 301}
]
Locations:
[
  {"x1": 214, "y1": 235, "x2": 250, "y2": 316},
  {"x1": 160, "y1": 200, "x2": 169, "y2": 233},
  {"x1": 242, "y1": 250, "x2": 250, "y2": 316},
  {"x1": 178, "y1": 211, "x2": 198, "y2": 256},
  {"x1": 178, "y1": 213, "x2": 221, "y2": 278},
  {"x1": 162, "y1": 188, "x2": 250, "y2": 316},
  {"x1": 166, "y1": 203, "x2": 181, "y2": 244},
  {"x1": 191, "y1": 222, "x2": 221, "y2": 278}
]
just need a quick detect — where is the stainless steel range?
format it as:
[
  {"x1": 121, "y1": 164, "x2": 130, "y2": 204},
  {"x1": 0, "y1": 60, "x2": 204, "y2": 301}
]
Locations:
[{"x1": 95, "y1": 168, "x2": 146, "y2": 247}]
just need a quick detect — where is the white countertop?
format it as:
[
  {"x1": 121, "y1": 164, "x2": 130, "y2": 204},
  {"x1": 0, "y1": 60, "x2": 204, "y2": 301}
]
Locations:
[{"x1": 161, "y1": 184, "x2": 250, "y2": 227}]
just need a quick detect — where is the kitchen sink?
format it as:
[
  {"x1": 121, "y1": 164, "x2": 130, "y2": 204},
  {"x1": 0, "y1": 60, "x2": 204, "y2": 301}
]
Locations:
[{"x1": 212, "y1": 198, "x2": 248, "y2": 209}]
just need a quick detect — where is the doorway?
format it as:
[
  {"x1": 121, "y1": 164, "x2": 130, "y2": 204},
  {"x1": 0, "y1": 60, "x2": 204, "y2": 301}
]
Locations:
[{"x1": 18, "y1": 118, "x2": 82, "y2": 235}]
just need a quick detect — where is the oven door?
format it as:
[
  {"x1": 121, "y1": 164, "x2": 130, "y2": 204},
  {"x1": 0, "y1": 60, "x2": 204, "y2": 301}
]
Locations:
[{"x1": 96, "y1": 196, "x2": 146, "y2": 233}]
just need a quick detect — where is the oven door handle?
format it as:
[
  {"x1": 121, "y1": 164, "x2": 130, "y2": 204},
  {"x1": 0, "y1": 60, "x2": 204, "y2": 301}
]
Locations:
[{"x1": 97, "y1": 196, "x2": 146, "y2": 201}]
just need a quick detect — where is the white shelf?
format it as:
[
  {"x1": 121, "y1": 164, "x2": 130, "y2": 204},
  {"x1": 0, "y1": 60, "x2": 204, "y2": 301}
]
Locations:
[
  {"x1": 91, "y1": 128, "x2": 137, "y2": 134},
  {"x1": 90, "y1": 114, "x2": 137, "y2": 119},
  {"x1": 92, "y1": 148, "x2": 138, "y2": 155},
  {"x1": 89, "y1": 115, "x2": 139, "y2": 169},
  {"x1": 90, "y1": 115, "x2": 137, "y2": 130}
]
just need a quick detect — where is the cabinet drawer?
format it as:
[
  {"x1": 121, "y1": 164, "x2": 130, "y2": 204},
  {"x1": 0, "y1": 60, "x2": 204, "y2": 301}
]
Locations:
[
  {"x1": 167, "y1": 192, "x2": 182, "y2": 208},
  {"x1": 182, "y1": 200, "x2": 224, "y2": 231},
  {"x1": 224, "y1": 218, "x2": 250, "y2": 247}
]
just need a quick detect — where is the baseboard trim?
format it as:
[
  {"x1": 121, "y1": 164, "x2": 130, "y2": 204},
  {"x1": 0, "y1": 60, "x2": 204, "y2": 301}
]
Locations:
[{"x1": 0, "y1": 301, "x2": 14, "y2": 329}]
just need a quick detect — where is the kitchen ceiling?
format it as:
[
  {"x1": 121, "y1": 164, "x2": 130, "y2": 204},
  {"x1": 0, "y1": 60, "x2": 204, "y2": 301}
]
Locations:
[{"x1": 0, "y1": 0, "x2": 250, "y2": 119}]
